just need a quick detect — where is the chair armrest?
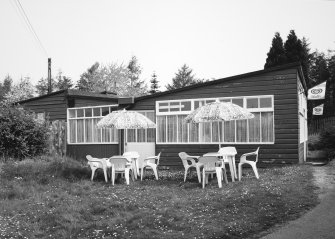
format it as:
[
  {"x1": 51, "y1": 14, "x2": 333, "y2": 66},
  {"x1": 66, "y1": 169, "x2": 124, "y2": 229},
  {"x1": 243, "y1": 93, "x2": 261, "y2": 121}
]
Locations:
[
  {"x1": 187, "y1": 155, "x2": 200, "y2": 159},
  {"x1": 241, "y1": 152, "x2": 257, "y2": 157}
]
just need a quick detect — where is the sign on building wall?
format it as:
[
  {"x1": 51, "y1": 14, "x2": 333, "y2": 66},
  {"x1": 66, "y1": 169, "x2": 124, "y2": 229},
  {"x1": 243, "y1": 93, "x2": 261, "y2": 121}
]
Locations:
[
  {"x1": 308, "y1": 81, "x2": 327, "y2": 100},
  {"x1": 313, "y1": 104, "x2": 324, "y2": 115}
]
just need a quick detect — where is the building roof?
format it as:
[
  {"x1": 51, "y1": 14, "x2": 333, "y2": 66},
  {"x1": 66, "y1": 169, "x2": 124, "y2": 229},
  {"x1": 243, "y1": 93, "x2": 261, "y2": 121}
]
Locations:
[
  {"x1": 135, "y1": 62, "x2": 307, "y2": 102},
  {"x1": 17, "y1": 89, "x2": 119, "y2": 104}
]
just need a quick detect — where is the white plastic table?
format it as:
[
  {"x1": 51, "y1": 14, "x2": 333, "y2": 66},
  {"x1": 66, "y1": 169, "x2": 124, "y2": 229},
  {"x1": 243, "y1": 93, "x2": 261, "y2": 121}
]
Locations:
[{"x1": 203, "y1": 150, "x2": 237, "y2": 182}]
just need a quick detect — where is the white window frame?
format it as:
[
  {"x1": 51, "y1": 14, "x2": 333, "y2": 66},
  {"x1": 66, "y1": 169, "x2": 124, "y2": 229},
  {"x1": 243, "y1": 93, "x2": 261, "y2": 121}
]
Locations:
[
  {"x1": 67, "y1": 104, "x2": 118, "y2": 145},
  {"x1": 155, "y1": 95, "x2": 275, "y2": 145}
]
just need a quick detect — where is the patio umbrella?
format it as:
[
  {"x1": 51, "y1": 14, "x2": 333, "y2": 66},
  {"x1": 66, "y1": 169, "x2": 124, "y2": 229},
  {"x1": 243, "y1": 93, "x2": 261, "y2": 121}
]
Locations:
[
  {"x1": 184, "y1": 101, "x2": 254, "y2": 148},
  {"x1": 97, "y1": 109, "x2": 156, "y2": 153}
]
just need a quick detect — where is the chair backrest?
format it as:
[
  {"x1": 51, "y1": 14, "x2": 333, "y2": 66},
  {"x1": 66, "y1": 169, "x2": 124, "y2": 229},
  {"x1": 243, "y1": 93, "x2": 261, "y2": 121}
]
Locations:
[
  {"x1": 178, "y1": 152, "x2": 196, "y2": 168},
  {"x1": 254, "y1": 147, "x2": 260, "y2": 163},
  {"x1": 109, "y1": 156, "x2": 128, "y2": 170},
  {"x1": 198, "y1": 156, "x2": 220, "y2": 170},
  {"x1": 156, "y1": 152, "x2": 161, "y2": 166},
  {"x1": 86, "y1": 155, "x2": 107, "y2": 168}
]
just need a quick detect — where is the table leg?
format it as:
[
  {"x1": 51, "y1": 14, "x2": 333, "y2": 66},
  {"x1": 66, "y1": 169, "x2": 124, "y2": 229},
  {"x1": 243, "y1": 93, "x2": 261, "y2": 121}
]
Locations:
[
  {"x1": 132, "y1": 160, "x2": 137, "y2": 179},
  {"x1": 232, "y1": 156, "x2": 237, "y2": 179},
  {"x1": 228, "y1": 158, "x2": 235, "y2": 182}
]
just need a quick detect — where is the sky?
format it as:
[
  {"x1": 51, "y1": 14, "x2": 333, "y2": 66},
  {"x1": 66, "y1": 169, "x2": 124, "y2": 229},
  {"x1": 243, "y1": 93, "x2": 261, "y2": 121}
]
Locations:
[{"x1": 1, "y1": 0, "x2": 335, "y2": 91}]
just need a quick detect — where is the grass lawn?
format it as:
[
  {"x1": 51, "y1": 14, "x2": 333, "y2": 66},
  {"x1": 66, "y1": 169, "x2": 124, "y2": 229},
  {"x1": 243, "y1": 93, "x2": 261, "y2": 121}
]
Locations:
[{"x1": 0, "y1": 157, "x2": 319, "y2": 239}]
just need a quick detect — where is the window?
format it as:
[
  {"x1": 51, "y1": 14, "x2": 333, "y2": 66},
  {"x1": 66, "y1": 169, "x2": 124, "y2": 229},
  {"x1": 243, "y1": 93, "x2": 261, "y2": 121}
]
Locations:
[
  {"x1": 156, "y1": 96, "x2": 274, "y2": 144},
  {"x1": 126, "y1": 111, "x2": 155, "y2": 143},
  {"x1": 67, "y1": 105, "x2": 118, "y2": 144}
]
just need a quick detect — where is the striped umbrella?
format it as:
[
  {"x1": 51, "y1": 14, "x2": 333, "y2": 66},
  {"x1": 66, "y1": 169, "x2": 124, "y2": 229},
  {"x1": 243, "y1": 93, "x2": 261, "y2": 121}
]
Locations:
[
  {"x1": 97, "y1": 109, "x2": 156, "y2": 129},
  {"x1": 184, "y1": 101, "x2": 254, "y2": 148}
]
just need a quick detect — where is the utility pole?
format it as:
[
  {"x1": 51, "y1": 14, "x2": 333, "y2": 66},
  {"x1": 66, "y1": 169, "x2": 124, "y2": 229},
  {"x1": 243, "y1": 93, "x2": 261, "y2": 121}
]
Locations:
[{"x1": 48, "y1": 58, "x2": 52, "y2": 94}]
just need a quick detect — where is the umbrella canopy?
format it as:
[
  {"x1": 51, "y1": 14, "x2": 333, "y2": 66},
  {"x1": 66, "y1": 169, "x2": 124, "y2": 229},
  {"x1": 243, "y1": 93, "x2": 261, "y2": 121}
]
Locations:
[
  {"x1": 97, "y1": 109, "x2": 156, "y2": 129},
  {"x1": 184, "y1": 101, "x2": 254, "y2": 123}
]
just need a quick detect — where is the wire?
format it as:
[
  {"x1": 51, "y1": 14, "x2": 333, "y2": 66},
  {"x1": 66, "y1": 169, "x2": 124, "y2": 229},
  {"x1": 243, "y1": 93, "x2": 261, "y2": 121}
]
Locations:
[{"x1": 11, "y1": 0, "x2": 48, "y2": 57}]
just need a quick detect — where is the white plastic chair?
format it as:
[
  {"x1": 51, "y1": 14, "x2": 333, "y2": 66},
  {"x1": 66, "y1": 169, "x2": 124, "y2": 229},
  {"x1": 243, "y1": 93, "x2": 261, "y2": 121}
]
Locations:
[
  {"x1": 218, "y1": 146, "x2": 237, "y2": 181},
  {"x1": 109, "y1": 156, "x2": 134, "y2": 185},
  {"x1": 178, "y1": 152, "x2": 203, "y2": 183},
  {"x1": 238, "y1": 147, "x2": 260, "y2": 181},
  {"x1": 140, "y1": 152, "x2": 161, "y2": 181},
  {"x1": 86, "y1": 155, "x2": 112, "y2": 183},
  {"x1": 198, "y1": 156, "x2": 228, "y2": 189},
  {"x1": 123, "y1": 151, "x2": 140, "y2": 178}
]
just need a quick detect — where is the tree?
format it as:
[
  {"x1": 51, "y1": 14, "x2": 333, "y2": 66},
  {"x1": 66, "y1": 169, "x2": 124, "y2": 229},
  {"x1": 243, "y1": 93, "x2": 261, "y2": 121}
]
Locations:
[
  {"x1": 149, "y1": 72, "x2": 159, "y2": 94},
  {"x1": 4, "y1": 77, "x2": 35, "y2": 103},
  {"x1": 284, "y1": 30, "x2": 304, "y2": 63},
  {"x1": 55, "y1": 70, "x2": 73, "y2": 90},
  {"x1": 76, "y1": 62, "x2": 100, "y2": 91},
  {"x1": 264, "y1": 32, "x2": 287, "y2": 69},
  {"x1": 35, "y1": 76, "x2": 57, "y2": 96},
  {"x1": 126, "y1": 56, "x2": 147, "y2": 96},
  {"x1": 166, "y1": 64, "x2": 198, "y2": 90},
  {"x1": 0, "y1": 75, "x2": 12, "y2": 101}
]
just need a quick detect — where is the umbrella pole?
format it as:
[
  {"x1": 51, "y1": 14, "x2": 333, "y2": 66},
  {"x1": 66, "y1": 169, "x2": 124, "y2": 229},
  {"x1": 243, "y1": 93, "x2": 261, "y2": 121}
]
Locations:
[{"x1": 218, "y1": 123, "x2": 221, "y2": 150}]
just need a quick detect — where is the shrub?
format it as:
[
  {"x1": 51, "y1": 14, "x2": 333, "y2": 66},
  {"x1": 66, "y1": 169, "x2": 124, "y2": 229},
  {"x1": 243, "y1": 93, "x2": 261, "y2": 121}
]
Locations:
[
  {"x1": 0, "y1": 102, "x2": 49, "y2": 159},
  {"x1": 319, "y1": 126, "x2": 335, "y2": 159}
]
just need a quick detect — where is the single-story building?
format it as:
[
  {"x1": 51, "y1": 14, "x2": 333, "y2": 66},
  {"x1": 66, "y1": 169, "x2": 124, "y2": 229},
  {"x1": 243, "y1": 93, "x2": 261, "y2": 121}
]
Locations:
[{"x1": 19, "y1": 62, "x2": 308, "y2": 167}]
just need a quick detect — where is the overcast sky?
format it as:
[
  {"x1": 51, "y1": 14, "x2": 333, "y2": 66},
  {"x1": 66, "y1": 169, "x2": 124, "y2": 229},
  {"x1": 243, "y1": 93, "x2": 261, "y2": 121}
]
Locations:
[{"x1": 1, "y1": 0, "x2": 334, "y2": 90}]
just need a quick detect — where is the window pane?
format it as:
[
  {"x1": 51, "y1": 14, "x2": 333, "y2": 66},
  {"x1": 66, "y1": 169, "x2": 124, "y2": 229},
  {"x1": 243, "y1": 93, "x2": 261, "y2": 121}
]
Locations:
[
  {"x1": 247, "y1": 98, "x2": 258, "y2": 108},
  {"x1": 194, "y1": 100, "x2": 205, "y2": 109},
  {"x1": 170, "y1": 102, "x2": 180, "y2": 112},
  {"x1": 261, "y1": 112, "x2": 274, "y2": 142},
  {"x1": 157, "y1": 116, "x2": 166, "y2": 142},
  {"x1": 248, "y1": 113, "x2": 260, "y2": 142},
  {"x1": 69, "y1": 119, "x2": 76, "y2": 143},
  {"x1": 158, "y1": 102, "x2": 168, "y2": 112},
  {"x1": 181, "y1": 101, "x2": 191, "y2": 111},
  {"x1": 177, "y1": 115, "x2": 188, "y2": 142},
  {"x1": 236, "y1": 120, "x2": 247, "y2": 142},
  {"x1": 85, "y1": 119, "x2": 93, "y2": 142},
  {"x1": 232, "y1": 98, "x2": 243, "y2": 107},
  {"x1": 224, "y1": 121, "x2": 235, "y2": 142},
  {"x1": 93, "y1": 118, "x2": 101, "y2": 142},
  {"x1": 206, "y1": 99, "x2": 216, "y2": 104},
  {"x1": 212, "y1": 122, "x2": 223, "y2": 143},
  {"x1": 102, "y1": 107, "x2": 109, "y2": 116},
  {"x1": 77, "y1": 119, "x2": 85, "y2": 142},
  {"x1": 189, "y1": 123, "x2": 199, "y2": 142},
  {"x1": 220, "y1": 98, "x2": 231, "y2": 103},
  {"x1": 127, "y1": 129, "x2": 136, "y2": 142},
  {"x1": 77, "y1": 109, "x2": 84, "y2": 118},
  {"x1": 85, "y1": 108, "x2": 92, "y2": 117},
  {"x1": 93, "y1": 108, "x2": 101, "y2": 116},
  {"x1": 260, "y1": 97, "x2": 272, "y2": 108},
  {"x1": 167, "y1": 115, "x2": 177, "y2": 142},
  {"x1": 111, "y1": 128, "x2": 118, "y2": 142},
  {"x1": 199, "y1": 122, "x2": 211, "y2": 142},
  {"x1": 102, "y1": 128, "x2": 111, "y2": 142},
  {"x1": 69, "y1": 109, "x2": 76, "y2": 118},
  {"x1": 137, "y1": 129, "x2": 146, "y2": 142},
  {"x1": 147, "y1": 128, "x2": 155, "y2": 142}
]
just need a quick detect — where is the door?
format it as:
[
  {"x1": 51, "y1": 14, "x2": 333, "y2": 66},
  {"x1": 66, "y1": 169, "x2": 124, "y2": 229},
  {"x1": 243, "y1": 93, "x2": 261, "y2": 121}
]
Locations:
[{"x1": 125, "y1": 111, "x2": 156, "y2": 168}]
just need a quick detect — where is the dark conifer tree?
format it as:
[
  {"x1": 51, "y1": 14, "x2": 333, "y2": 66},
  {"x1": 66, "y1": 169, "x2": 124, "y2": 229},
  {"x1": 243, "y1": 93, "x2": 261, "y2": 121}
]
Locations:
[
  {"x1": 264, "y1": 32, "x2": 287, "y2": 69},
  {"x1": 149, "y1": 72, "x2": 159, "y2": 94}
]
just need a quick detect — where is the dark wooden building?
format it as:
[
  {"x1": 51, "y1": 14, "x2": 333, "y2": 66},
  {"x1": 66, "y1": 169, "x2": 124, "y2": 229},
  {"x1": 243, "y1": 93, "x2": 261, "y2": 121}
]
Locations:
[{"x1": 20, "y1": 63, "x2": 308, "y2": 167}]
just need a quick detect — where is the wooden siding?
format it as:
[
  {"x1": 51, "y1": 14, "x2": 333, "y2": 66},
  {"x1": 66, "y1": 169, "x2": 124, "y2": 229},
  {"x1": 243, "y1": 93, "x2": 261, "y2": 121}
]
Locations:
[
  {"x1": 20, "y1": 92, "x2": 67, "y2": 121},
  {"x1": 72, "y1": 98, "x2": 118, "y2": 108},
  {"x1": 131, "y1": 68, "x2": 300, "y2": 167},
  {"x1": 67, "y1": 144, "x2": 119, "y2": 160}
]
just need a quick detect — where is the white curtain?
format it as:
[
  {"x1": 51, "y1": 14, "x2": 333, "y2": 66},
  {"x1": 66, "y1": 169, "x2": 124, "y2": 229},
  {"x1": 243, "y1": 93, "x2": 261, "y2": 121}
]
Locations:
[
  {"x1": 261, "y1": 112, "x2": 274, "y2": 142},
  {"x1": 224, "y1": 121, "x2": 235, "y2": 142},
  {"x1": 77, "y1": 119, "x2": 85, "y2": 143},
  {"x1": 157, "y1": 116, "x2": 166, "y2": 142},
  {"x1": 236, "y1": 120, "x2": 247, "y2": 142},
  {"x1": 69, "y1": 119, "x2": 76, "y2": 143},
  {"x1": 248, "y1": 113, "x2": 260, "y2": 142},
  {"x1": 85, "y1": 119, "x2": 93, "y2": 142},
  {"x1": 177, "y1": 115, "x2": 188, "y2": 142},
  {"x1": 167, "y1": 115, "x2": 177, "y2": 142}
]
